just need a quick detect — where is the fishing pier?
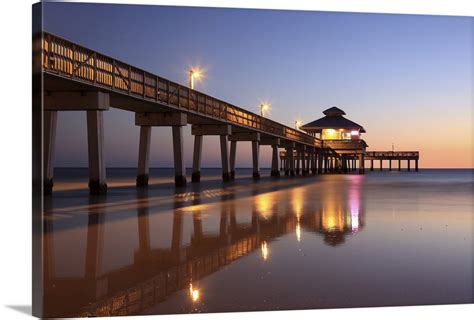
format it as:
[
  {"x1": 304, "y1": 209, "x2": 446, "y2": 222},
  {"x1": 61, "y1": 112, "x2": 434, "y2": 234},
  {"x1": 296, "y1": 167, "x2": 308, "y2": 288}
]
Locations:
[{"x1": 34, "y1": 32, "x2": 419, "y2": 195}]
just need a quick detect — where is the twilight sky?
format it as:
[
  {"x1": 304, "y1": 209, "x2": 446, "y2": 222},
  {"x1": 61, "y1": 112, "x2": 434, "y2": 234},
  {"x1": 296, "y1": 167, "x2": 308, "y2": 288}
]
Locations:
[{"x1": 42, "y1": 3, "x2": 473, "y2": 168}]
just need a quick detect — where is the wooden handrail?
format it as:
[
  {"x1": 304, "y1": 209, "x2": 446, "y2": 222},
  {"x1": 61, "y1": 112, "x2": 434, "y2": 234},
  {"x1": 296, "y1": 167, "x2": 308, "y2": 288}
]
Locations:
[{"x1": 37, "y1": 32, "x2": 323, "y2": 148}]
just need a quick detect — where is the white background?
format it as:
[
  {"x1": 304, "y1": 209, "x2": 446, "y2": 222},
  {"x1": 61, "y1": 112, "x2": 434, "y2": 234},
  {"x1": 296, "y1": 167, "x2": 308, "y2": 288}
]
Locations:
[{"x1": 0, "y1": 0, "x2": 472, "y2": 319}]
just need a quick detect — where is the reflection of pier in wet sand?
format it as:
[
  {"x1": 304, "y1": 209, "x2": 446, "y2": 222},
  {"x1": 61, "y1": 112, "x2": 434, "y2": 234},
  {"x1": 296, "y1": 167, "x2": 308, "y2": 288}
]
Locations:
[{"x1": 42, "y1": 177, "x2": 365, "y2": 317}]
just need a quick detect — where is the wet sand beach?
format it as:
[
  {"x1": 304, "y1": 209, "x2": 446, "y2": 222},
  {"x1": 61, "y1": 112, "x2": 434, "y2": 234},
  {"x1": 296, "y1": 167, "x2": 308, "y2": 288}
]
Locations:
[{"x1": 42, "y1": 168, "x2": 473, "y2": 317}]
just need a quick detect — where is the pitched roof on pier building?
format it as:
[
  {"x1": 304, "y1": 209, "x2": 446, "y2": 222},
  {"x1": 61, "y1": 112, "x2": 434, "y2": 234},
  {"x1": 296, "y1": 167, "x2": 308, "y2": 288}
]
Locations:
[{"x1": 300, "y1": 107, "x2": 366, "y2": 134}]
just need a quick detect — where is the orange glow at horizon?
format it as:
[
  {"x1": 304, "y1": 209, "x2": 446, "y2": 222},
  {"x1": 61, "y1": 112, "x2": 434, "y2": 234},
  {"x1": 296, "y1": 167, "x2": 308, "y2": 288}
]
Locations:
[
  {"x1": 354, "y1": 98, "x2": 473, "y2": 168},
  {"x1": 364, "y1": 124, "x2": 473, "y2": 168}
]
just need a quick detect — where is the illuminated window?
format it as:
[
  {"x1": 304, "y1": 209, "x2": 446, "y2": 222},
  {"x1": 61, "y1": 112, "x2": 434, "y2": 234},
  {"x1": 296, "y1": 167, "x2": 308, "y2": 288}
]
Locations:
[{"x1": 322, "y1": 129, "x2": 341, "y2": 140}]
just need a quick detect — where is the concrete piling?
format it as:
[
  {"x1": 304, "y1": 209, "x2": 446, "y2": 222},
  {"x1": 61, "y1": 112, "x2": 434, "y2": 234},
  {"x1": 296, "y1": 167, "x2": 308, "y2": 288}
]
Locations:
[
  {"x1": 136, "y1": 126, "x2": 151, "y2": 187},
  {"x1": 271, "y1": 145, "x2": 280, "y2": 177},
  {"x1": 87, "y1": 110, "x2": 107, "y2": 194},
  {"x1": 251, "y1": 140, "x2": 260, "y2": 179},
  {"x1": 172, "y1": 125, "x2": 187, "y2": 187},
  {"x1": 220, "y1": 135, "x2": 231, "y2": 182},
  {"x1": 43, "y1": 111, "x2": 57, "y2": 195},
  {"x1": 191, "y1": 135, "x2": 203, "y2": 183}
]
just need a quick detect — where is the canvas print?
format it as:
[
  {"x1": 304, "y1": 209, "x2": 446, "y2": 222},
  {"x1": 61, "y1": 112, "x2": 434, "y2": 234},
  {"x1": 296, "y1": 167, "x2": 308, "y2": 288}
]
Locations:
[{"x1": 32, "y1": 2, "x2": 473, "y2": 318}]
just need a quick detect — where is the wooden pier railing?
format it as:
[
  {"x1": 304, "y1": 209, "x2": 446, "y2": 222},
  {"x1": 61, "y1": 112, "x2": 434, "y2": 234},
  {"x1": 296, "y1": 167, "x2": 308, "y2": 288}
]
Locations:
[
  {"x1": 35, "y1": 32, "x2": 321, "y2": 148},
  {"x1": 365, "y1": 151, "x2": 419, "y2": 160}
]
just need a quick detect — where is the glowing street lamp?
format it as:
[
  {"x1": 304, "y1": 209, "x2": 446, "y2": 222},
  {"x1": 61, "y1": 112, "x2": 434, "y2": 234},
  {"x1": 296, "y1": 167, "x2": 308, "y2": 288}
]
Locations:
[
  {"x1": 189, "y1": 68, "x2": 202, "y2": 90},
  {"x1": 260, "y1": 103, "x2": 270, "y2": 117},
  {"x1": 295, "y1": 120, "x2": 302, "y2": 130}
]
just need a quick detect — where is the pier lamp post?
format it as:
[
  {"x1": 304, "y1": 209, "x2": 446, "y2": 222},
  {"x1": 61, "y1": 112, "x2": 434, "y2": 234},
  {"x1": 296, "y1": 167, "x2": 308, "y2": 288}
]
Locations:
[
  {"x1": 295, "y1": 120, "x2": 302, "y2": 130},
  {"x1": 189, "y1": 69, "x2": 201, "y2": 89},
  {"x1": 260, "y1": 103, "x2": 269, "y2": 117}
]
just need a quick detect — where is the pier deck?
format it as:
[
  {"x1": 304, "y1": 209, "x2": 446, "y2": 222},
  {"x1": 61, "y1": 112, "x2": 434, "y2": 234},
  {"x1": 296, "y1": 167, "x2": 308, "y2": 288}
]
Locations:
[{"x1": 366, "y1": 151, "x2": 419, "y2": 171}]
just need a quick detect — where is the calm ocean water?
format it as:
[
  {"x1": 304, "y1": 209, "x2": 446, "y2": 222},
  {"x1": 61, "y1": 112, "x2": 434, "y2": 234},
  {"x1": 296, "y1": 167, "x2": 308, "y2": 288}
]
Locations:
[{"x1": 42, "y1": 168, "x2": 473, "y2": 317}]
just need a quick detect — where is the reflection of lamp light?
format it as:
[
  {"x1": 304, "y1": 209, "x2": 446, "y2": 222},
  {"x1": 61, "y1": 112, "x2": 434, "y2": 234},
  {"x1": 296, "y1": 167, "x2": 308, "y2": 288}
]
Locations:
[
  {"x1": 349, "y1": 175, "x2": 361, "y2": 232},
  {"x1": 255, "y1": 192, "x2": 274, "y2": 219},
  {"x1": 296, "y1": 221, "x2": 302, "y2": 242},
  {"x1": 189, "y1": 283, "x2": 200, "y2": 302},
  {"x1": 351, "y1": 210, "x2": 359, "y2": 232},
  {"x1": 292, "y1": 187, "x2": 304, "y2": 218},
  {"x1": 261, "y1": 241, "x2": 269, "y2": 261}
]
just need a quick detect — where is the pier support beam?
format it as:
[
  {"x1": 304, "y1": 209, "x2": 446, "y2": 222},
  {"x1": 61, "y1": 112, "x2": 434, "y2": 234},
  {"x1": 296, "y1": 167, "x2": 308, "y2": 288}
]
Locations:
[
  {"x1": 380, "y1": 159, "x2": 383, "y2": 171},
  {"x1": 295, "y1": 149, "x2": 301, "y2": 175},
  {"x1": 398, "y1": 159, "x2": 401, "y2": 171},
  {"x1": 370, "y1": 159, "x2": 374, "y2": 171},
  {"x1": 407, "y1": 159, "x2": 411, "y2": 171},
  {"x1": 307, "y1": 151, "x2": 311, "y2": 174},
  {"x1": 324, "y1": 155, "x2": 328, "y2": 173},
  {"x1": 301, "y1": 151, "x2": 306, "y2": 175},
  {"x1": 317, "y1": 151, "x2": 323, "y2": 174},
  {"x1": 220, "y1": 135, "x2": 231, "y2": 182},
  {"x1": 45, "y1": 91, "x2": 110, "y2": 194},
  {"x1": 342, "y1": 155, "x2": 348, "y2": 173},
  {"x1": 87, "y1": 111, "x2": 107, "y2": 194},
  {"x1": 229, "y1": 141, "x2": 237, "y2": 180},
  {"x1": 136, "y1": 112, "x2": 188, "y2": 187},
  {"x1": 359, "y1": 153, "x2": 365, "y2": 174},
  {"x1": 136, "y1": 126, "x2": 151, "y2": 186},
  {"x1": 191, "y1": 135, "x2": 203, "y2": 183},
  {"x1": 284, "y1": 151, "x2": 289, "y2": 176},
  {"x1": 229, "y1": 132, "x2": 260, "y2": 180},
  {"x1": 43, "y1": 111, "x2": 57, "y2": 195},
  {"x1": 251, "y1": 140, "x2": 260, "y2": 179},
  {"x1": 286, "y1": 143, "x2": 295, "y2": 176},
  {"x1": 299, "y1": 147, "x2": 307, "y2": 176},
  {"x1": 389, "y1": 159, "x2": 392, "y2": 171},
  {"x1": 172, "y1": 126, "x2": 187, "y2": 187},
  {"x1": 263, "y1": 137, "x2": 281, "y2": 177},
  {"x1": 191, "y1": 124, "x2": 232, "y2": 182},
  {"x1": 271, "y1": 145, "x2": 280, "y2": 177},
  {"x1": 415, "y1": 159, "x2": 419, "y2": 172}
]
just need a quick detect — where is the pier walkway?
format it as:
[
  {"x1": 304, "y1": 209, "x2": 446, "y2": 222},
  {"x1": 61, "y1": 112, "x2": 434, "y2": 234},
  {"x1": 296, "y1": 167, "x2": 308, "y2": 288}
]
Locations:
[
  {"x1": 279, "y1": 150, "x2": 420, "y2": 173},
  {"x1": 366, "y1": 151, "x2": 419, "y2": 171}
]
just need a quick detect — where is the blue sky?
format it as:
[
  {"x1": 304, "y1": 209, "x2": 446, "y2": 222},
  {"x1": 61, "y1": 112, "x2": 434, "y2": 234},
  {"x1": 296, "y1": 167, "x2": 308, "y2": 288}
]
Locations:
[{"x1": 42, "y1": 3, "x2": 473, "y2": 168}]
